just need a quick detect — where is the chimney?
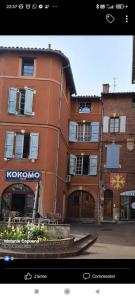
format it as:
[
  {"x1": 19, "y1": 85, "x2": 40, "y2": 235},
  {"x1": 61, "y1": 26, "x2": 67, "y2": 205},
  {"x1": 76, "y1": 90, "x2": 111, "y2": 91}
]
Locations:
[
  {"x1": 102, "y1": 83, "x2": 110, "y2": 94},
  {"x1": 48, "y1": 44, "x2": 51, "y2": 49}
]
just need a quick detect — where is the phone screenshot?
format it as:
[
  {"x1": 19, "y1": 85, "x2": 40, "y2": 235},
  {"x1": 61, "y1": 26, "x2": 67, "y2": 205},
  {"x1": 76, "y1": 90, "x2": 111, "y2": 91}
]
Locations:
[{"x1": 0, "y1": 0, "x2": 134, "y2": 298}]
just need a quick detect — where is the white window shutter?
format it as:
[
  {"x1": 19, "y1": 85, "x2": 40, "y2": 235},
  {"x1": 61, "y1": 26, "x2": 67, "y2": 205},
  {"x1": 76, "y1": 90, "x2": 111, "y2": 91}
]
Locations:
[
  {"x1": 69, "y1": 121, "x2": 77, "y2": 142},
  {"x1": 24, "y1": 88, "x2": 34, "y2": 115},
  {"x1": 89, "y1": 155, "x2": 97, "y2": 175},
  {"x1": 15, "y1": 134, "x2": 24, "y2": 159},
  {"x1": 29, "y1": 133, "x2": 39, "y2": 159},
  {"x1": 91, "y1": 122, "x2": 99, "y2": 142},
  {"x1": 4, "y1": 131, "x2": 14, "y2": 158},
  {"x1": 8, "y1": 88, "x2": 17, "y2": 114},
  {"x1": 69, "y1": 154, "x2": 77, "y2": 175},
  {"x1": 120, "y1": 116, "x2": 126, "y2": 132},
  {"x1": 103, "y1": 116, "x2": 109, "y2": 133}
]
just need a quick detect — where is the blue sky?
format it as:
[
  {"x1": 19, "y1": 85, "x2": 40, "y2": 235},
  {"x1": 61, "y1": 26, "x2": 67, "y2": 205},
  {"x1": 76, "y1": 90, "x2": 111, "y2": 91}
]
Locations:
[{"x1": 0, "y1": 35, "x2": 134, "y2": 95}]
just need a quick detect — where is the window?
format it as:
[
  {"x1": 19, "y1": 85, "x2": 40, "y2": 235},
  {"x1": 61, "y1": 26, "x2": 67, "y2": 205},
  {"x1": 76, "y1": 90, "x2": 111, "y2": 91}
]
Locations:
[
  {"x1": 69, "y1": 154, "x2": 97, "y2": 176},
  {"x1": 132, "y1": 97, "x2": 135, "y2": 107},
  {"x1": 109, "y1": 117, "x2": 120, "y2": 133},
  {"x1": 78, "y1": 102, "x2": 91, "y2": 113},
  {"x1": 106, "y1": 144, "x2": 120, "y2": 168},
  {"x1": 103, "y1": 116, "x2": 126, "y2": 133},
  {"x1": 77, "y1": 123, "x2": 91, "y2": 142},
  {"x1": 8, "y1": 87, "x2": 34, "y2": 115},
  {"x1": 19, "y1": 89, "x2": 25, "y2": 114},
  {"x1": 15, "y1": 133, "x2": 30, "y2": 159},
  {"x1": 69, "y1": 121, "x2": 99, "y2": 142},
  {"x1": 4, "y1": 131, "x2": 39, "y2": 160},
  {"x1": 21, "y1": 58, "x2": 34, "y2": 76}
]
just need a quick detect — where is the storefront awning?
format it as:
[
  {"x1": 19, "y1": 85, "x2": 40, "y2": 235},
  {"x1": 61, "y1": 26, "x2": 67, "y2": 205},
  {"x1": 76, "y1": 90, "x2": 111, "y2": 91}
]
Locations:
[{"x1": 120, "y1": 191, "x2": 135, "y2": 196}]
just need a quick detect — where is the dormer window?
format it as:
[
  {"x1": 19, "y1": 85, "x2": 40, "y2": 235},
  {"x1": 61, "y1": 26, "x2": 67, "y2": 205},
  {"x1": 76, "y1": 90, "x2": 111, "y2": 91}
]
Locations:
[
  {"x1": 78, "y1": 102, "x2": 91, "y2": 113},
  {"x1": 21, "y1": 58, "x2": 34, "y2": 76}
]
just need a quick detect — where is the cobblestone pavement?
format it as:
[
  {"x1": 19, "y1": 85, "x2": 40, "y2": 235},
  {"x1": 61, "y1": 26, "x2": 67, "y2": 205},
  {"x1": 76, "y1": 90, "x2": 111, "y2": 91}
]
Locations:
[{"x1": 70, "y1": 223, "x2": 135, "y2": 259}]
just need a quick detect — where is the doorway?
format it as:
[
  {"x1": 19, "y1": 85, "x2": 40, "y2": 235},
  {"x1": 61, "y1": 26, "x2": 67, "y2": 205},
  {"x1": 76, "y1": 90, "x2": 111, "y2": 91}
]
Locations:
[
  {"x1": 11, "y1": 193, "x2": 25, "y2": 216},
  {"x1": 130, "y1": 197, "x2": 135, "y2": 219},
  {"x1": 104, "y1": 189, "x2": 113, "y2": 219},
  {"x1": 1, "y1": 183, "x2": 34, "y2": 218},
  {"x1": 66, "y1": 190, "x2": 95, "y2": 221},
  {"x1": 120, "y1": 195, "x2": 135, "y2": 220}
]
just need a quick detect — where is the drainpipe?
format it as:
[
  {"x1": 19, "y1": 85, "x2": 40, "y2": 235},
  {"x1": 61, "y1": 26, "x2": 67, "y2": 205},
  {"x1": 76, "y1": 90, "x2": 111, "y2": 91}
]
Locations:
[
  {"x1": 98, "y1": 96, "x2": 104, "y2": 224},
  {"x1": 53, "y1": 63, "x2": 70, "y2": 215}
]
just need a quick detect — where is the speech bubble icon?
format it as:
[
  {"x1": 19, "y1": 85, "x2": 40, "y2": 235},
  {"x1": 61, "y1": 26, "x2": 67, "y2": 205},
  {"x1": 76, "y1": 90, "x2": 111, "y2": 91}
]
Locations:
[{"x1": 83, "y1": 273, "x2": 90, "y2": 280}]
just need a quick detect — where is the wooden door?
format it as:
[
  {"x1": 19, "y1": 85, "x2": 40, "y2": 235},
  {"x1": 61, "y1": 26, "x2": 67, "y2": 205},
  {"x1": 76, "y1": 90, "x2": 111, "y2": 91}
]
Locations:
[
  {"x1": 104, "y1": 189, "x2": 113, "y2": 219},
  {"x1": 66, "y1": 191, "x2": 80, "y2": 218},
  {"x1": 81, "y1": 191, "x2": 95, "y2": 218}
]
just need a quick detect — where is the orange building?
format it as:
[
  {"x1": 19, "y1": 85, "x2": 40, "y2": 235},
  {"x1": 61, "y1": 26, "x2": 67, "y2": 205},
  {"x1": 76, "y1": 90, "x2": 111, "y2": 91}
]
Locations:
[
  {"x1": 66, "y1": 96, "x2": 102, "y2": 222},
  {"x1": 0, "y1": 46, "x2": 103, "y2": 223},
  {"x1": 0, "y1": 46, "x2": 76, "y2": 221}
]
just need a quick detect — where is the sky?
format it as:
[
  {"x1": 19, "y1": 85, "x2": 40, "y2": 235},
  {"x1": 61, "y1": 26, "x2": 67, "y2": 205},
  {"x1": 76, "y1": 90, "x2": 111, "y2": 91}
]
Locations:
[{"x1": 0, "y1": 35, "x2": 134, "y2": 96}]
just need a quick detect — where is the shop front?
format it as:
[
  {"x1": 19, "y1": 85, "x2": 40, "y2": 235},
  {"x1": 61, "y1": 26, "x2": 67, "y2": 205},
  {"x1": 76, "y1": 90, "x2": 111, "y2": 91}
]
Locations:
[
  {"x1": 0, "y1": 170, "x2": 41, "y2": 220},
  {"x1": 120, "y1": 191, "x2": 135, "y2": 221},
  {"x1": 1, "y1": 183, "x2": 34, "y2": 219}
]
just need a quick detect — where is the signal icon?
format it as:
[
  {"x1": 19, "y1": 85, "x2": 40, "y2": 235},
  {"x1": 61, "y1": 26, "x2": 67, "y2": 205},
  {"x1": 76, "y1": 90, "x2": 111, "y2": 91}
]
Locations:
[{"x1": 96, "y1": 4, "x2": 99, "y2": 9}]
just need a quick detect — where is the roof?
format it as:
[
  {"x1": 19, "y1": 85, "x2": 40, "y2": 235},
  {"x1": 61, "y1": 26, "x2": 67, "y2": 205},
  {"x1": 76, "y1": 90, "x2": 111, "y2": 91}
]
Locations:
[
  {"x1": 0, "y1": 46, "x2": 76, "y2": 95},
  {"x1": 72, "y1": 95, "x2": 100, "y2": 100},
  {"x1": 102, "y1": 92, "x2": 135, "y2": 97}
]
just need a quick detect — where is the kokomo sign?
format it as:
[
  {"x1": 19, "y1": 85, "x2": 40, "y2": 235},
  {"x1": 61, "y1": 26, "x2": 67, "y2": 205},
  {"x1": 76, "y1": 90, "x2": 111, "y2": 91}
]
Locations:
[{"x1": 6, "y1": 170, "x2": 41, "y2": 181}]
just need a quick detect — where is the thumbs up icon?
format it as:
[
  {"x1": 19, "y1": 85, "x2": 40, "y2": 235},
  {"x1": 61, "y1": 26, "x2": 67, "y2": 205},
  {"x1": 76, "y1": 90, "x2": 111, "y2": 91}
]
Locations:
[{"x1": 24, "y1": 273, "x2": 32, "y2": 280}]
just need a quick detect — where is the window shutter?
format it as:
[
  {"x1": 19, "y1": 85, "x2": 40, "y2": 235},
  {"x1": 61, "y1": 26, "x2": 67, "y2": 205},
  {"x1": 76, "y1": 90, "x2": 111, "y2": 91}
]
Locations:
[
  {"x1": 4, "y1": 131, "x2": 14, "y2": 158},
  {"x1": 120, "y1": 116, "x2": 126, "y2": 132},
  {"x1": 91, "y1": 122, "x2": 99, "y2": 142},
  {"x1": 69, "y1": 154, "x2": 77, "y2": 175},
  {"x1": 24, "y1": 88, "x2": 34, "y2": 115},
  {"x1": 29, "y1": 133, "x2": 39, "y2": 159},
  {"x1": 89, "y1": 155, "x2": 97, "y2": 175},
  {"x1": 103, "y1": 116, "x2": 109, "y2": 133},
  {"x1": 15, "y1": 134, "x2": 24, "y2": 159},
  {"x1": 106, "y1": 144, "x2": 120, "y2": 168},
  {"x1": 69, "y1": 121, "x2": 77, "y2": 142},
  {"x1": 8, "y1": 88, "x2": 17, "y2": 114}
]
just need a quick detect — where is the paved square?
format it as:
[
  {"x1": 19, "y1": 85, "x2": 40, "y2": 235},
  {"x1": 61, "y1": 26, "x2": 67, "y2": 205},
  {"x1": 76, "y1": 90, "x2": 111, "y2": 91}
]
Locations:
[{"x1": 70, "y1": 223, "x2": 135, "y2": 259}]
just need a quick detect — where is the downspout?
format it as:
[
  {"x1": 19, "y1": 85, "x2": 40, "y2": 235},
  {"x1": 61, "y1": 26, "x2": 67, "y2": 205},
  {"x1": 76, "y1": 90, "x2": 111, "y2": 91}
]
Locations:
[
  {"x1": 53, "y1": 63, "x2": 70, "y2": 215},
  {"x1": 98, "y1": 96, "x2": 104, "y2": 223}
]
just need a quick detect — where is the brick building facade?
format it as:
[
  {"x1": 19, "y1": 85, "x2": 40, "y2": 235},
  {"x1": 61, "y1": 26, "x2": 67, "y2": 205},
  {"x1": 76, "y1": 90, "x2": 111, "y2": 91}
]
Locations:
[
  {"x1": 0, "y1": 47, "x2": 135, "y2": 223},
  {"x1": 0, "y1": 46, "x2": 76, "y2": 221},
  {"x1": 66, "y1": 95, "x2": 102, "y2": 222},
  {"x1": 101, "y1": 84, "x2": 135, "y2": 222}
]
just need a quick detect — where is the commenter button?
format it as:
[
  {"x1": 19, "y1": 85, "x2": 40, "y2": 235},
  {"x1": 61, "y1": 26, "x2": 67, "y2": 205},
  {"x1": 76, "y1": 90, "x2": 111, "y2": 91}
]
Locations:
[{"x1": 92, "y1": 274, "x2": 116, "y2": 279}]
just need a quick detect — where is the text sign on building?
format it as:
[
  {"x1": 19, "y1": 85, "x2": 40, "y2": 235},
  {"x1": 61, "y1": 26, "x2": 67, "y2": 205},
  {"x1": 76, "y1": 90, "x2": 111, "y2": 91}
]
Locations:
[{"x1": 6, "y1": 170, "x2": 41, "y2": 181}]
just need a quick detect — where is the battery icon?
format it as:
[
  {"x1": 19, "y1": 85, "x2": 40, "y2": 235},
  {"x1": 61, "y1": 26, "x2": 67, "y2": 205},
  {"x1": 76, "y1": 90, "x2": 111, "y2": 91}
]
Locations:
[{"x1": 116, "y1": 4, "x2": 125, "y2": 9}]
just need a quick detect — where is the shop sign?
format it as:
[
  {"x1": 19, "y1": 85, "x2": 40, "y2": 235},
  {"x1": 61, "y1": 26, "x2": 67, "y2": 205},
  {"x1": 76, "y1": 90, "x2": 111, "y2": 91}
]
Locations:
[
  {"x1": 131, "y1": 202, "x2": 135, "y2": 209},
  {"x1": 120, "y1": 191, "x2": 135, "y2": 196},
  {"x1": 6, "y1": 170, "x2": 41, "y2": 181}
]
